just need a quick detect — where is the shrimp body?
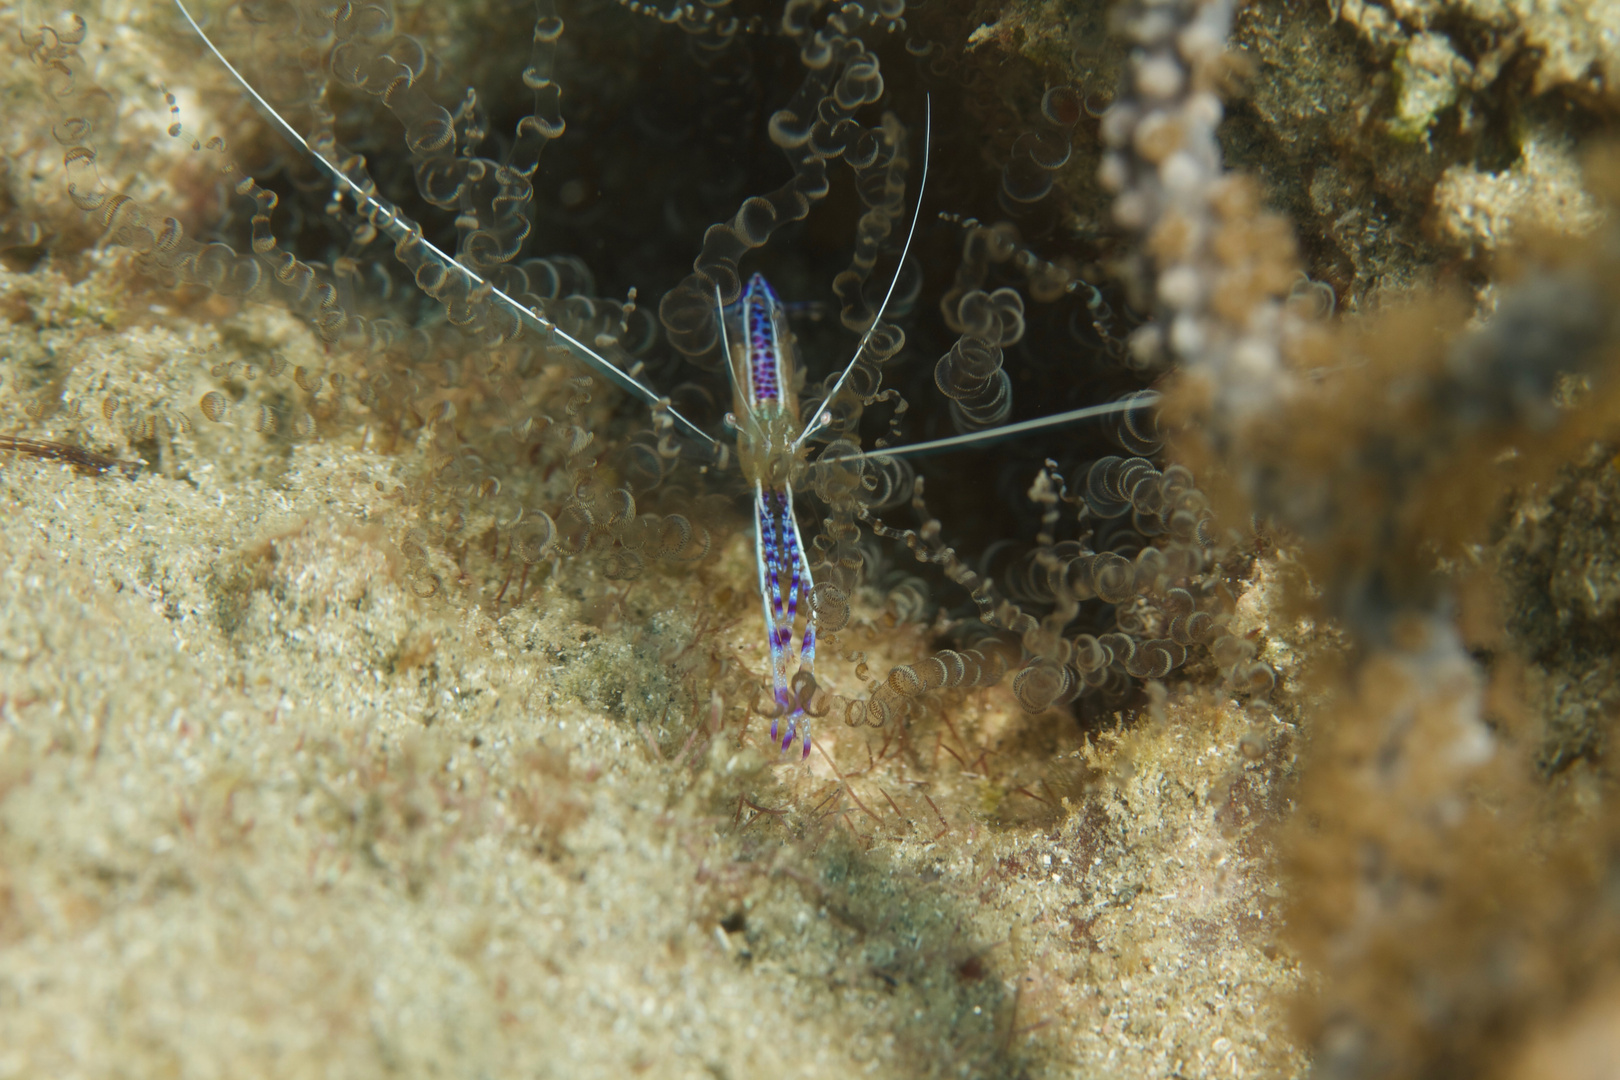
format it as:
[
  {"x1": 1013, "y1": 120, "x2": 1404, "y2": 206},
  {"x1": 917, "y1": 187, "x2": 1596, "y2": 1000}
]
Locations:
[{"x1": 726, "y1": 274, "x2": 817, "y2": 758}]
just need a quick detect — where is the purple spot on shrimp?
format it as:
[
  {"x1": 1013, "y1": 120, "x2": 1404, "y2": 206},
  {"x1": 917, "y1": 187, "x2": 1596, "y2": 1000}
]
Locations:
[{"x1": 743, "y1": 274, "x2": 783, "y2": 405}]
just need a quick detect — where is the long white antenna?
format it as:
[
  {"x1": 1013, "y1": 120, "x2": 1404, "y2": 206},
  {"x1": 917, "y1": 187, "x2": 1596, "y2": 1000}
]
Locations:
[
  {"x1": 172, "y1": 0, "x2": 717, "y2": 449},
  {"x1": 845, "y1": 394, "x2": 1162, "y2": 460},
  {"x1": 793, "y1": 94, "x2": 932, "y2": 450}
]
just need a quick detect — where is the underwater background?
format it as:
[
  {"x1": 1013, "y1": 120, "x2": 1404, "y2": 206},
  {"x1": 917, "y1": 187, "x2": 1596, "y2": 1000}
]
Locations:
[{"x1": 2, "y1": 0, "x2": 1619, "y2": 1076}]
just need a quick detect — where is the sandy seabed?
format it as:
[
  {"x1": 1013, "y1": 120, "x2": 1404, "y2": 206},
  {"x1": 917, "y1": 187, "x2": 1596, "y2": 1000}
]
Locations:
[{"x1": 0, "y1": 290, "x2": 1305, "y2": 1079}]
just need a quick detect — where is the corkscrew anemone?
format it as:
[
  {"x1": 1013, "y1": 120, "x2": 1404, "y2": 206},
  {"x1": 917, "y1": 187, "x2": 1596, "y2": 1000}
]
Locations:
[{"x1": 23, "y1": 0, "x2": 1260, "y2": 731}]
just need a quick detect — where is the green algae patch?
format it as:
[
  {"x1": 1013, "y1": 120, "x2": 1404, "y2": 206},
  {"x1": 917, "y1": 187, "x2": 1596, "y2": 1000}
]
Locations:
[{"x1": 1388, "y1": 32, "x2": 1469, "y2": 144}]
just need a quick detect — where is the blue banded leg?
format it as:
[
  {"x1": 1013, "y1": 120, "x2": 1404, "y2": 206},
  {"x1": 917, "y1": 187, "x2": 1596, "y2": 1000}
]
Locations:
[
  {"x1": 754, "y1": 486, "x2": 794, "y2": 746},
  {"x1": 784, "y1": 482, "x2": 818, "y2": 668},
  {"x1": 755, "y1": 484, "x2": 818, "y2": 759},
  {"x1": 779, "y1": 483, "x2": 815, "y2": 758},
  {"x1": 777, "y1": 494, "x2": 804, "y2": 753}
]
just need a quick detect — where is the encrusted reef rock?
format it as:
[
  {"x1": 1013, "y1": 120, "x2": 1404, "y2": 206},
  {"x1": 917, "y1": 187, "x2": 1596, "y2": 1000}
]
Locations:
[
  {"x1": 967, "y1": 0, "x2": 1609, "y2": 304},
  {"x1": 1500, "y1": 445, "x2": 1620, "y2": 775}
]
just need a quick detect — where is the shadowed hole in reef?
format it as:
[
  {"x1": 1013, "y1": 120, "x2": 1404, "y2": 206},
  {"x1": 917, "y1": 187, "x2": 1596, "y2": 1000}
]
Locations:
[{"x1": 203, "y1": 0, "x2": 1157, "y2": 625}]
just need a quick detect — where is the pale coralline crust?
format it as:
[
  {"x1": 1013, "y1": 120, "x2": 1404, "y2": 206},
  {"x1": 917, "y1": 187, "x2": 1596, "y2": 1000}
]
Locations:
[
  {"x1": 1434, "y1": 135, "x2": 1604, "y2": 252},
  {"x1": 1338, "y1": 0, "x2": 1620, "y2": 94}
]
